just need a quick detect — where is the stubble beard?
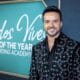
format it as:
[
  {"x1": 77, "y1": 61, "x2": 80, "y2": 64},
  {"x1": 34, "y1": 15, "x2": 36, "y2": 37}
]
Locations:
[{"x1": 46, "y1": 27, "x2": 61, "y2": 38}]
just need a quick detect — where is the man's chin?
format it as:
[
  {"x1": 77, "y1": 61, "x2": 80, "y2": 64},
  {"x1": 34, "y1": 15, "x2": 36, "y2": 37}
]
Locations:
[{"x1": 47, "y1": 32, "x2": 60, "y2": 38}]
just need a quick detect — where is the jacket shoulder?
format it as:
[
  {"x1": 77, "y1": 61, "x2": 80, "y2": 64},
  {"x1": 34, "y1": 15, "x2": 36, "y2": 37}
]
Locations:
[
  {"x1": 62, "y1": 32, "x2": 79, "y2": 48},
  {"x1": 33, "y1": 39, "x2": 46, "y2": 50}
]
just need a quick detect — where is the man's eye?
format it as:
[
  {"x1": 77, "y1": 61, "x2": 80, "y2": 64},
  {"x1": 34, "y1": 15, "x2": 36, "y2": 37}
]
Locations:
[
  {"x1": 44, "y1": 21, "x2": 49, "y2": 23},
  {"x1": 54, "y1": 20, "x2": 58, "y2": 23}
]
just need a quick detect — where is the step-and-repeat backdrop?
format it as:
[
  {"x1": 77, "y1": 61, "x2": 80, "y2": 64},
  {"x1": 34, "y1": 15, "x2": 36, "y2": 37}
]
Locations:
[{"x1": 0, "y1": 0, "x2": 59, "y2": 79}]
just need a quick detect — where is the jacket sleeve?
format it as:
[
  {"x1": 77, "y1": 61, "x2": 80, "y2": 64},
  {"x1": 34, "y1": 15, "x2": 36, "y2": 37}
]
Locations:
[
  {"x1": 73, "y1": 43, "x2": 80, "y2": 79},
  {"x1": 29, "y1": 46, "x2": 39, "y2": 80}
]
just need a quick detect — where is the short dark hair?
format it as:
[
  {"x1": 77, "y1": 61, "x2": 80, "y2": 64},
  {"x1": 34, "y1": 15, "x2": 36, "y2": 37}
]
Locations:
[{"x1": 42, "y1": 6, "x2": 62, "y2": 21}]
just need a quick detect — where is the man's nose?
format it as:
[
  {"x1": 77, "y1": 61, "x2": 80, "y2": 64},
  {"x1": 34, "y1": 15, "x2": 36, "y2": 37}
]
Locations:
[{"x1": 49, "y1": 22, "x2": 53, "y2": 27}]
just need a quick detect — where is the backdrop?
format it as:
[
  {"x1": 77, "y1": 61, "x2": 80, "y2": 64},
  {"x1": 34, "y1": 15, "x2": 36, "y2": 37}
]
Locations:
[{"x1": 0, "y1": 0, "x2": 80, "y2": 79}]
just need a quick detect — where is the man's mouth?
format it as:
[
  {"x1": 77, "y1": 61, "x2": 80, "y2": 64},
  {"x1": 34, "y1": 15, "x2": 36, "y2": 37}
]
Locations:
[{"x1": 48, "y1": 28, "x2": 56, "y2": 32}]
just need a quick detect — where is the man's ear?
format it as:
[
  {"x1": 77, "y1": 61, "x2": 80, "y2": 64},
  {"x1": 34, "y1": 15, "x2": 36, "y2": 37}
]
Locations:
[{"x1": 60, "y1": 22, "x2": 63, "y2": 28}]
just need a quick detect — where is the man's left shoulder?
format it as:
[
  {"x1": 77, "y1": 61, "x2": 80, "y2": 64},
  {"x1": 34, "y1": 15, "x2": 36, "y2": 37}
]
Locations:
[{"x1": 62, "y1": 32, "x2": 80, "y2": 47}]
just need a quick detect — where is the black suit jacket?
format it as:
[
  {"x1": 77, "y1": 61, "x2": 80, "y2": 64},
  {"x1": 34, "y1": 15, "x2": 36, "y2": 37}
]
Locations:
[{"x1": 29, "y1": 32, "x2": 80, "y2": 80}]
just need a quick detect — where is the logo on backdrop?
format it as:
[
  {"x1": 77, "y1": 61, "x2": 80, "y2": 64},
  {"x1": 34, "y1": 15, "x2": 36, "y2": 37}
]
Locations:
[{"x1": 0, "y1": 14, "x2": 45, "y2": 56}]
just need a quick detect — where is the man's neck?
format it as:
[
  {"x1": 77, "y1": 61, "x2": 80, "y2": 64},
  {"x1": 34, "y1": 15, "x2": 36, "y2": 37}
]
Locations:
[
  {"x1": 47, "y1": 33, "x2": 60, "y2": 52},
  {"x1": 47, "y1": 36, "x2": 55, "y2": 52}
]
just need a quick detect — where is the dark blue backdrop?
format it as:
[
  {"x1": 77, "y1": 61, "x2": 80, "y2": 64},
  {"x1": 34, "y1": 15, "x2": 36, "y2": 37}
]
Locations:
[{"x1": 61, "y1": 0, "x2": 80, "y2": 42}]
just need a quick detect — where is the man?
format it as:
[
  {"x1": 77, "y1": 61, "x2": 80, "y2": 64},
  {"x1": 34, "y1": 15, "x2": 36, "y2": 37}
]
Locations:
[{"x1": 29, "y1": 6, "x2": 80, "y2": 80}]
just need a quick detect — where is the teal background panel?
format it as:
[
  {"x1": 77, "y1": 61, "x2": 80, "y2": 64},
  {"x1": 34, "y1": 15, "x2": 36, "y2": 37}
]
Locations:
[{"x1": 0, "y1": 1, "x2": 45, "y2": 76}]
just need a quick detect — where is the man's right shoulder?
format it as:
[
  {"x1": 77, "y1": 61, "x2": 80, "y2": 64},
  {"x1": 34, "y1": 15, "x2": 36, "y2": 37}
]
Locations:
[{"x1": 33, "y1": 38, "x2": 46, "y2": 50}]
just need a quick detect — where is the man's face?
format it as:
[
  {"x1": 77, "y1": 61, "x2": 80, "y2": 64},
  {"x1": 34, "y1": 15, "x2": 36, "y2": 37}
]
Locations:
[{"x1": 43, "y1": 12, "x2": 62, "y2": 37}]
